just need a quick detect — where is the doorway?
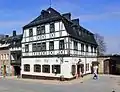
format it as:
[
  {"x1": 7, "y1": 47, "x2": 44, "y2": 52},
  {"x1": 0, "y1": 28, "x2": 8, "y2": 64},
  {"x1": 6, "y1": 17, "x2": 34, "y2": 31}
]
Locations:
[{"x1": 14, "y1": 66, "x2": 20, "y2": 76}]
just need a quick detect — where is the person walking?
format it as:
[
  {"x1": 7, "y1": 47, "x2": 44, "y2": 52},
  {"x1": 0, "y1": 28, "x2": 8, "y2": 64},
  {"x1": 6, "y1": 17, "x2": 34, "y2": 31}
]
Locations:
[{"x1": 93, "y1": 66, "x2": 98, "y2": 80}]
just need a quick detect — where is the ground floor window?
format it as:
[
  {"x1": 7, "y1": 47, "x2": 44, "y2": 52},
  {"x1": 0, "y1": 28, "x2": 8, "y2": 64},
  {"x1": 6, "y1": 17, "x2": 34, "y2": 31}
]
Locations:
[
  {"x1": 42, "y1": 65, "x2": 50, "y2": 73},
  {"x1": 86, "y1": 63, "x2": 89, "y2": 71},
  {"x1": 34, "y1": 64, "x2": 41, "y2": 72},
  {"x1": 52, "y1": 65, "x2": 61, "y2": 74},
  {"x1": 71, "y1": 65, "x2": 76, "y2": 75},
  {"x1": 24, "y1": 64, "x2": 30, "y2": 72}
]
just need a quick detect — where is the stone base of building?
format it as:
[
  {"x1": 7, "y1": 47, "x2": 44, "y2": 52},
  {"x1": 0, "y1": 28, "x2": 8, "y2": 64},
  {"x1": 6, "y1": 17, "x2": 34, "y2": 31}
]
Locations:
[{"x1": 22, "y1": 74, "x2": 76, "y2": 81}]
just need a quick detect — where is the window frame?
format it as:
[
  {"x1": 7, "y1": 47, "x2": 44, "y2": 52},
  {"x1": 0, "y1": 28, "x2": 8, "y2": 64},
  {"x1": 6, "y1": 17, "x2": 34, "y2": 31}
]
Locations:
[
  {"x1": 34, "y1": 64, "x2": 41, "y2": 72},
  {"x1": 59, "y1": 40, "x2": 64, "y2": 50},
  {"x1": 52, "y1": 65, "x2": 61, "y2": 74},
  {"x1": 81, "y1": 43, "x2": 84, "y2": 52},
  {"x1": 49, "y1": 41, "x2": 54, "y2": 51},
  {"x1": 32, "y1": 43, "x2": 37, "y2": 52},
  {"x1": 41, "y1": 42, "x2": 46, "y2": 51},
  {"x1": 42, "y1": 65, "x2": 50, "y2": 73},
  {"x1": 50, "y1": 23, "x2": 55, "y2": 33},
  {"x1": 73, "y1": 41, "x2": 78, "y2": 50},
  {"x1": 86, "y1": 45, "x2": 88, "y2": 52},
  {"x1": 25, "y1": 44, "x2": 29, "y2": 52},
  {"x1": 24, "y1": 64, "x2": 30, "y2": 72},
  {"x1": 29, "y1": 28, "x2": 33, "y2": 37}
]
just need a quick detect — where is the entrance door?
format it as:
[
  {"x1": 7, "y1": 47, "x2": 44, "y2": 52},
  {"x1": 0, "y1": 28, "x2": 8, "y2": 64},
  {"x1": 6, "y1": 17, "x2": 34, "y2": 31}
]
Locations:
[
  {"x1": 104, "y1": 60, "x2": 109, "y2": 74},
  {"x1": 14, "y1": 66, "x2": 20, "y2": 76},
  {"x1": 77, "y1": 65, "x2": 80, "y2": 77},
  {"x1": 3, "y1": 65, "x2": 6, "y2": 76}
]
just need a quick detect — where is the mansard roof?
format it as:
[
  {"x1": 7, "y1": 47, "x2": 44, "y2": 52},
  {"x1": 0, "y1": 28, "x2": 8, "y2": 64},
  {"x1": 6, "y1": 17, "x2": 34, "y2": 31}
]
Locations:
[{"x1": 23, "y1": 7, "x2": 97, "y2": 46}]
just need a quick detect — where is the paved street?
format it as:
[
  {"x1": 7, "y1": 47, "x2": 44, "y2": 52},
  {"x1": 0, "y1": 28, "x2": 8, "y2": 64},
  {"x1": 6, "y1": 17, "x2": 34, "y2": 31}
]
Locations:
[{"x1": 0, "y1": 75, "x2": 120, "y2": 92}]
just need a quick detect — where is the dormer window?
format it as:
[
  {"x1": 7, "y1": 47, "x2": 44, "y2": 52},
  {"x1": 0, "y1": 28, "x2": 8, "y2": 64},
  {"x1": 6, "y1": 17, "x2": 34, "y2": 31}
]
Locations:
[
  {"x1": 50, "y1": 23, "x2": 55, "y2": 33},
  {"x1": 29, "y1": 28, "x2": 33, "y2": 37}
]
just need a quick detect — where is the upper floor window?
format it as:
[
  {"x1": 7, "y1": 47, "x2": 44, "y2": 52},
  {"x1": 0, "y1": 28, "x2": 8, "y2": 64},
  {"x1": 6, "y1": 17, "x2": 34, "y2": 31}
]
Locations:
[
  {"x1": 37, "y1": 43, "x2": 42, "y2": 51},
  {"x1": 41, "y1": 42, "x2": 46, "y2": 51},
  {"x1": 29, "y1": 28, "x2": 33, "y2": 37},
  {"x1": 34, "y1": 64, "x2": 41, "y2": 72},
  {"x1": 25, "y1": 44, "x2": 29, "y2": 52},
  {"x1": 32, "y1": 43, "x2": 37, "y2": 52},
  {"x1": 24, "y1": 64, "x2": 30, "y2": 72},
  {"x1": 36, "y1": 26, "x2": 41, "y2": 35},
  {"x1": 81, "y1": 43, "x2": 84, "y2": 52},
  {"x1": 49, "y1": 41, "x2": 54, "y2": 50},
  {"x1": 40, "y1": 25, "x2": 45, "y2": 34},
  {"x1": 86, "y1": 45, "x2": 88, "y2": 52},
  {"x1": 37, "y1": 25, "x2": 45, "y2": 35},
  {"x1": 74, "y1": 41, "x2": 78, "y2": 50},
  {"x1": 94, "y1": 47, "x2": 97, "y2": 53},
  {"x1": 50, "y1": 23, "x2": 55, "y2": 33},
  {"x1": 91, "y1": 46, "x2": 93, "y2": 53},
  {"x1": 59, "y1": 40, "x2": 64, "y2": 50}
]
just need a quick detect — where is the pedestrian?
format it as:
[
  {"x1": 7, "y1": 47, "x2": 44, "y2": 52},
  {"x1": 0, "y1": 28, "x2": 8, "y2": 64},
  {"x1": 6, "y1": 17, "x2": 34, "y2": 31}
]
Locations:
[{"x1": 93, "y1": 66, "x2": 98, "y2": 80}]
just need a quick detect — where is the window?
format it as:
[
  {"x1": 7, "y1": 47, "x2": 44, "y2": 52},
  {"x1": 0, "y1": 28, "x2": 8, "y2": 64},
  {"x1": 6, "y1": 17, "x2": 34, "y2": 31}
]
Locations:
[
  {"x1": 32, "y1": 43, "x2": 37, "y2": 52},
  {"x1": 94, "y1": 47, "x2": 97, "y2": 53},
  {"x1": 91, "y1": 46, "x2": 93, "y2": 53},
  {"x1": 34, "y1": 64, "x2": 41, "y2": 72},
  {"x1": 59, "y1": 40, "x2": 64, "y2": 50},
  {"x1": 29, "y1": 28, "x2": 33, "y2": 37},
  {"x1": 40, "y1": 25, "x2": 45, "y2": 34},
  {"x1": 71, "y1": 65, "x2": 76, "y2": 75},
  {"x1": 74, "y1": 41, "x2": 78, "y2": 50},
  {"x1": 52, "y1": 65, "x2": 61, "y2": 74},
  {"x1": 81, "y1": 43, "x2": 84, "y2": 52},
  {"x1": 37, "y1": 43, "x2": 42, "y2": 51},
  {"x1": 50, "y1": 23, "x2": 55, "y2": 33},
  {"x1": 49, "y1": 41, "x2": 54, "y2": 50},
  {"x1": 42, "y1": 65, "x2": 50, "y2": 73},
  {"x1": 86, "y1": 45, "x2": 88, "y2": 52},
  {"x1": 41, "y1": 42, "x2": 46, "y2": 51},
  {"x1": 37, "y1": 26, "x2": 41, "y2": 35},
  {"x1": 37, "y1": 25, "x2": 45, "y2": 35},
  {"x1": 24, "y1": 64, "x2": 30, "y2": 72},
  {"x1": 25, "y1": 44, "x2": 29, "y2": 52},
  {"x1": 86, "y1": 63, "x2": 89, "y2": 71}
]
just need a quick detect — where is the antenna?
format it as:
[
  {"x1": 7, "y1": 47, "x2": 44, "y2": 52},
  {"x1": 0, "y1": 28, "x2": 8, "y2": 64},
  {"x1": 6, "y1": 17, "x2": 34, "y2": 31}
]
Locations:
[{"x1": 50, "y1": 0, "x2": 52, "y2": 7}]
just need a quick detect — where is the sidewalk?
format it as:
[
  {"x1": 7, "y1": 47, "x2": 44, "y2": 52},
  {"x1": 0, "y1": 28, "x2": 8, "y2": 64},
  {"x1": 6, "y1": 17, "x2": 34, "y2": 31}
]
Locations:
[{"x1": 4, "y1": 74, "x2": 93, "y2": 85}]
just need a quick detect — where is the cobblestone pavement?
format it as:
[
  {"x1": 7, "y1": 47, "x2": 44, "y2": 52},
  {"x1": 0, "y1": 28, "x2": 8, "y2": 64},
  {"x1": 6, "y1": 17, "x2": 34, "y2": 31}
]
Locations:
[{"x1": 0, "y1": 74, "x2": 120, "y2": 92}]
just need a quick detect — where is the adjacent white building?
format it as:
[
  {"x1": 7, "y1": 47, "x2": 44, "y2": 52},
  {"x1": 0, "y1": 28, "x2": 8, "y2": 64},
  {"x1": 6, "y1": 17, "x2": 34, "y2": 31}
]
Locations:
[{"x1": 21, "y1": 7, "x2": 98, "y2": 80}]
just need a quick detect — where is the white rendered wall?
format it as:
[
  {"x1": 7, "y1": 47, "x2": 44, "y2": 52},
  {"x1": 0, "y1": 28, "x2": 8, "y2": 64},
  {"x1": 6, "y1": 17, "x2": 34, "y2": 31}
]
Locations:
[{"x1": 21, "y1": 56, "x2": 97, "y2": 78}]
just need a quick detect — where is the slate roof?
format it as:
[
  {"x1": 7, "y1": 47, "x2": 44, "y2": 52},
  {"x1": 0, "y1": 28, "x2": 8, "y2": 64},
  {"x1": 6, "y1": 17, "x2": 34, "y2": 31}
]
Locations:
[
  {"x1": 23, "y1": 7, "x2": 97, "y2": 46},
  {"x1": 0, "y1": 34, "x2": 22, "y2": 48}
]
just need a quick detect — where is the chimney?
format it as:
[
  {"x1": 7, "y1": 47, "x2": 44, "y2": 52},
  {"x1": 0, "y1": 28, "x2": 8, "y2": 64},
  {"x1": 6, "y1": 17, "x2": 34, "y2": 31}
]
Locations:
[
  {"x1": 13, "y1": 30, "x2": 16, "y2": 36},
  {"x1": 72, "y1": 19, "x2": 79, "y2": 25},
  {"x1": 5, "y1": 35, "x2": 9, "y2": 38},
  {"x1": 62, "y1": 13, "x2": 71, "y2": 20}
]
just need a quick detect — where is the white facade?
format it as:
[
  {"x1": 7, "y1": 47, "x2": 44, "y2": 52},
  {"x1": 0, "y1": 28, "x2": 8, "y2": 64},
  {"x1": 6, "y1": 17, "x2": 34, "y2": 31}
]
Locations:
[
  {"x1": 21, "y1": 57, "x2": 97, "y2": 78},
  {"x1": 21, "y1": 8, "x2": 98, "y2": 79}
]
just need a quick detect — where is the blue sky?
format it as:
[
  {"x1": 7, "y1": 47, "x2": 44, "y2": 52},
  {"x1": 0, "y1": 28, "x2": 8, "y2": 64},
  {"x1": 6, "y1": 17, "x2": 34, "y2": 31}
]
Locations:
[{"x1": 0, "y1": 0, "x2": 120, "y2": 54}]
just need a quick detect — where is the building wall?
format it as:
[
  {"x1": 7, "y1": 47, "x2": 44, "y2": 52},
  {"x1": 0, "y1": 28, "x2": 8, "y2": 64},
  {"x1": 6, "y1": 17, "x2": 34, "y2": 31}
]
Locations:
[
  {"x1": 0, "y1": 49, "x2": 12, "y2": 76},
  {"x1": 21, "y1": 20, "x2": 97, "y2": 79},
  {"x1": 21, "y1": 57, "x2": 97, "y2": 78}
]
